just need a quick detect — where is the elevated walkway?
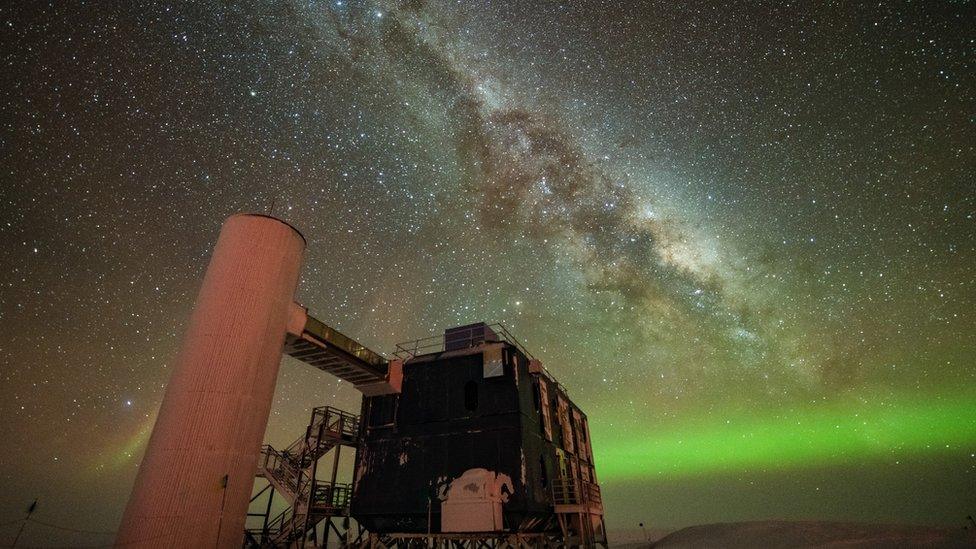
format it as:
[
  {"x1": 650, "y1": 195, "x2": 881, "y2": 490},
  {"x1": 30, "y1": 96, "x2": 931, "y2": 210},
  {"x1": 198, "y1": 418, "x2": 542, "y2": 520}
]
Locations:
[{"x1": 284, "y1": 306, "x2": 401, "y2": 395}]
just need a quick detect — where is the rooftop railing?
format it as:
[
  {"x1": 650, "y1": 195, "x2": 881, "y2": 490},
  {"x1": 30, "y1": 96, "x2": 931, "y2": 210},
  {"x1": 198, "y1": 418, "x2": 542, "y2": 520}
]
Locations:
[
  {"x1": 393, "y1": 322, "x2": 572, "y2": 394},
  {"x1": 393, "y1": 322, "x2": 535, "y2": 361}
]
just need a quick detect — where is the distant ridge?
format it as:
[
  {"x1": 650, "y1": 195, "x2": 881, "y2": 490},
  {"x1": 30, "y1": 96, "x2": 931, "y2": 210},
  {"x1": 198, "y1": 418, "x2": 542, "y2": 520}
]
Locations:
[{"x1": 634, "y1": 520, "x2": 976, "y2": 548}]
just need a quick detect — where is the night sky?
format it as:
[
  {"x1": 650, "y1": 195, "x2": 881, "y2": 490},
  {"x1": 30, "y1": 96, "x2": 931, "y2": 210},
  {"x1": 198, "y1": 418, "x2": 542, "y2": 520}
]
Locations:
[{"x1": 2, "y1": 1, "x2": 974, "y2": 545}]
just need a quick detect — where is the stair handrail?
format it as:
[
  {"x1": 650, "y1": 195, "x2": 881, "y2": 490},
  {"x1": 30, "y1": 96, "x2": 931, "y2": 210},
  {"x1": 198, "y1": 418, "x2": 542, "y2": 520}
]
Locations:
[{"x1": 250, "y1": 407, "x2": 362, "y2": 547}]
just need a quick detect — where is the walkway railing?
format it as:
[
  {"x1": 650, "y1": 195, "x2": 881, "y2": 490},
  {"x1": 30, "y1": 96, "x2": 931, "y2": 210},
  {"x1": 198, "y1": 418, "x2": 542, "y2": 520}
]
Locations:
[{"x1": 552, "y1": 477, "x2": 602, "y2": 507}]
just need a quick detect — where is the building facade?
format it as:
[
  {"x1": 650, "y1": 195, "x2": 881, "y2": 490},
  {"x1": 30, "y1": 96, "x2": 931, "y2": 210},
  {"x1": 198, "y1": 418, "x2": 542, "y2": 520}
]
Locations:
[{"x1": 351, "y1": 323, "x2": 607, "y2": 547}]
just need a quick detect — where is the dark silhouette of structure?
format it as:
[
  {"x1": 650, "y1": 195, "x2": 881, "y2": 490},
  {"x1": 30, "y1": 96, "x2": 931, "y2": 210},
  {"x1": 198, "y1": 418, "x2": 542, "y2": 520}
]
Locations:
[
  {"x1": 246, "y1": 323, "x2": 607, "y2": 548},
  {"x1": 115, "y1": 214, "x2": 606, "y2": 549},
  {"x1": 353, "y1": 323, "x2": 607, "y2": 547}
]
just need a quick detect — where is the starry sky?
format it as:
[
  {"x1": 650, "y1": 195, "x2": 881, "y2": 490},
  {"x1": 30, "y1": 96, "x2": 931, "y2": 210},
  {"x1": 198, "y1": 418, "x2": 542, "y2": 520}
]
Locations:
[{"x1": 1, "y1": 0, "x2": 974, "y2": 545}]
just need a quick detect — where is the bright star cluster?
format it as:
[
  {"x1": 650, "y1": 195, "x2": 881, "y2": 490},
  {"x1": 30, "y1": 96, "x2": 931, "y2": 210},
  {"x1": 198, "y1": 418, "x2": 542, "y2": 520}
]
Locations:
[{"x1": 1, "y1": 1, "x2": 973, "y2": 544}]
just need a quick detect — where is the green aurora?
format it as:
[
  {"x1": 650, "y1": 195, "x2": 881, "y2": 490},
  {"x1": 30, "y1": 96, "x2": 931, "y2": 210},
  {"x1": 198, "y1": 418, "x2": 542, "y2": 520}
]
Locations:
[{"x1": 593, "y1": 389, "x2": 976, "y2": 480}]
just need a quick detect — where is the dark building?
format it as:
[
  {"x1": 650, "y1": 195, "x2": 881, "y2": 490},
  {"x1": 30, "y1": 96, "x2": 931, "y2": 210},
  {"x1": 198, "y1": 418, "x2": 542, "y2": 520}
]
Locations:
[{"x1": 351, "y1": 323, "x2": 607, "y2": 546}]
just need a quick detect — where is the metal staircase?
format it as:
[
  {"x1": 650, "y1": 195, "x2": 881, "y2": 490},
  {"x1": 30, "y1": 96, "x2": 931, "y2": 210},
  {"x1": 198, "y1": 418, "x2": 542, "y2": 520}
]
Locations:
[
  {"x1": 246, "y1": 406, "x2": 359, "y2": 547},
  {"x1": 551, "y1": 477, "x2": 607, "y2": 548}
]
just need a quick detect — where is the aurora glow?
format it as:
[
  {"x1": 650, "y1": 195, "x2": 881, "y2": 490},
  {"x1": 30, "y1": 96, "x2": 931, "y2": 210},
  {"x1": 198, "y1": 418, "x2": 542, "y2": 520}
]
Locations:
[{"x1": 594, "y1": 390, "x2": 976, "y2": 480}]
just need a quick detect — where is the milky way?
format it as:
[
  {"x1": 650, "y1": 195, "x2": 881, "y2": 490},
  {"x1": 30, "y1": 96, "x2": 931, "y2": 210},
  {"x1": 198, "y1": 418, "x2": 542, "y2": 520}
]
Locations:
[{"x1": 1, "y1": 1, "x2": 974, "y2": 544}]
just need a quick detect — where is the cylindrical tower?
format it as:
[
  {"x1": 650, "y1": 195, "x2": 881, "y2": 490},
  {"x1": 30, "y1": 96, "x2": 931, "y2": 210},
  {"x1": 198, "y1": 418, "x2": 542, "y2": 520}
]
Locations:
[{"x1": 116, "y1": 214, "x2": 305, "y2": 548}]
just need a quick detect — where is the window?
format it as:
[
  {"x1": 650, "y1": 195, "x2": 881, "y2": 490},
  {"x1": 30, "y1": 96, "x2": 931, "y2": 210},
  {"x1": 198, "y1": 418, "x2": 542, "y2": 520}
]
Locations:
[
  {"x1": 369, "y1": 395, "x2": 396, "y2": 427},
  {"x1": 558, "y1": 397, "x2": 574, "y2": 453},
  {"x1": 539, "y1": 455, "x2": 549, "y2": 488},
  {"x1": 464, "y1": 381, "x2": 479, "y2": 412},
  {"x1": 539, "y1": 380, "x2": 552, "y2": 441},
  {"x1": 573, "y1": 410, "x2": 586, "y2": 461}
]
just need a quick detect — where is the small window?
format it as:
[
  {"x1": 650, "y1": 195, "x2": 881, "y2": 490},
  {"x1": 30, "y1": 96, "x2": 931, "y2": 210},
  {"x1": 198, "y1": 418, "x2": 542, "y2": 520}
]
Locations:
[
  {"x1": 539, "y1": 455, "x2": 549, "y2": 488},
  {"x1": 539, "y1": 380, "x2": 552, "y2": 441},
  {"x1": 464, "y1": 381, "x2": 479, "y2": 411},
  {"x1": 369, "y1": 395, "x2": 396, "y2": 427}
]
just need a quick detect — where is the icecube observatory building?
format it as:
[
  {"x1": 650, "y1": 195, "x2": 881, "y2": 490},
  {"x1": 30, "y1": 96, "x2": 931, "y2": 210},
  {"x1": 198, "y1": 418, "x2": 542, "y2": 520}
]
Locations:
[
  {"x1": 352, "y1": 323, "x2": 607, "y2": 546},
  {"x1": 115, "y1": 214, "x2": 606, "y2": 549}
]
